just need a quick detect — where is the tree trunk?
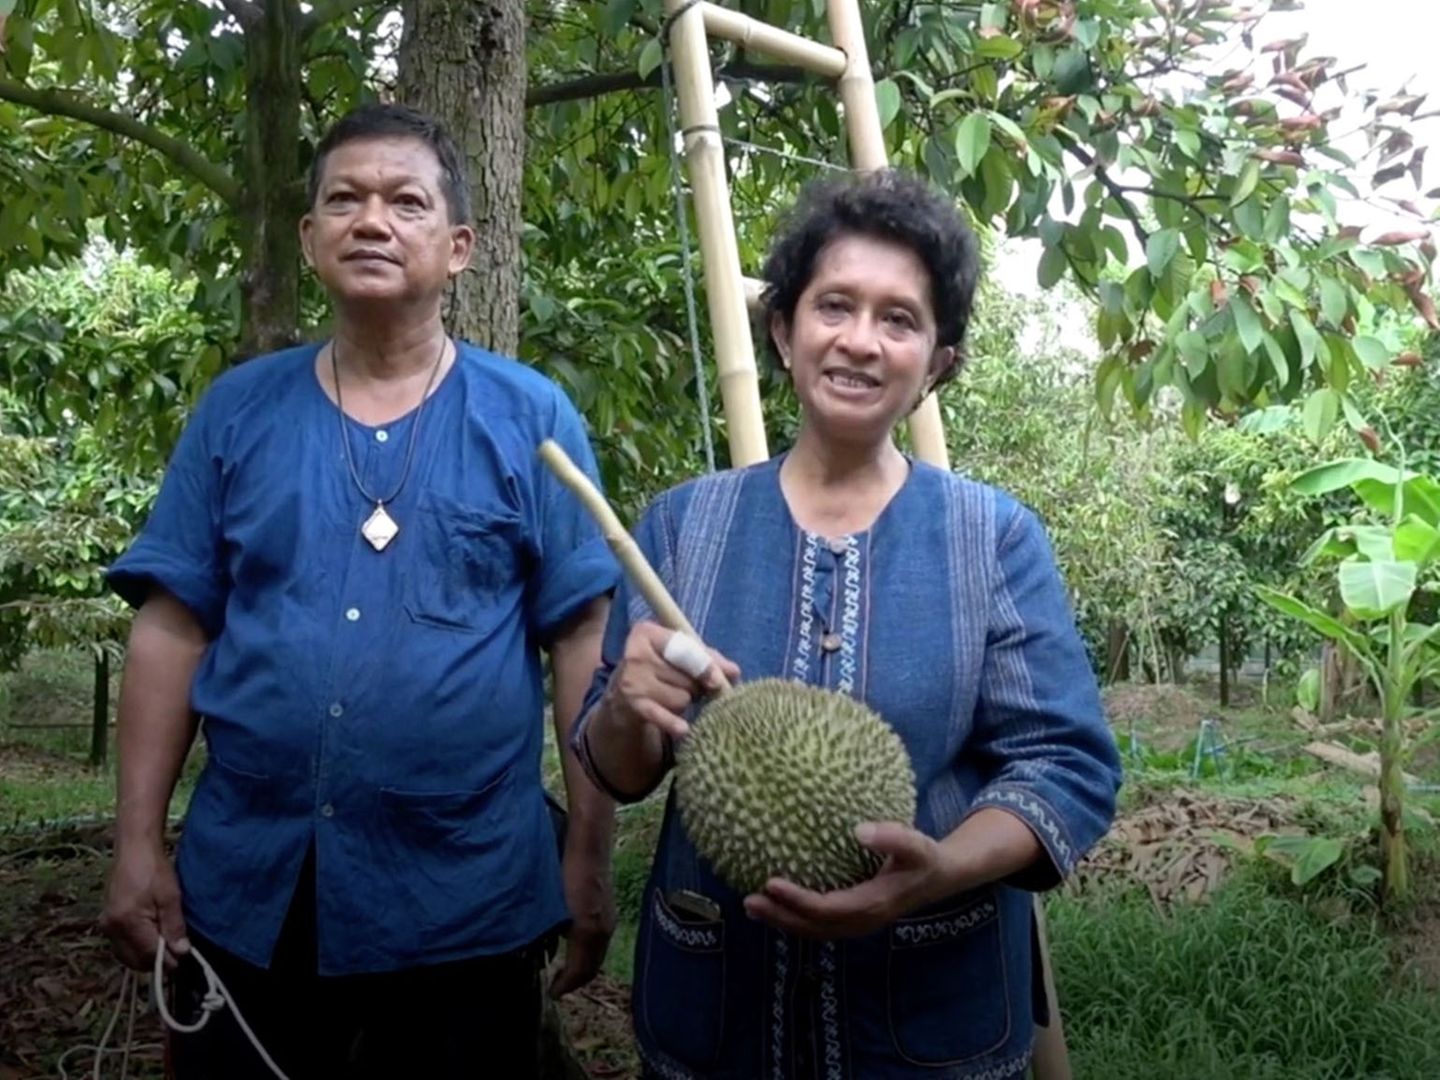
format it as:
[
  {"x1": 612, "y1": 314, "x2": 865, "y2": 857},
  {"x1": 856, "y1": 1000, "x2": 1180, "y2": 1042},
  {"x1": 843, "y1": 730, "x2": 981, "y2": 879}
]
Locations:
[
  {"x1": 397, "y1": 0, "x2": 527, "y2": 355},
  {"x1": 235, "y1": 0, "x2": 306, "y2": 360},
  {"x1": 1319, "y1": 641, "x2": 1344, "y2": 724},
  {"x1": 396, "y1": 5, "x2": 573, "y2": 1072},
  {"x1": 89, "y1": 645, "x2": 109, "y2": 768},
  {"x1": 1217, "y1": 613, "x2": 1230, "y2": 709},
  {"x1": 1104, "y1": 620, "x2": 1130, "y2": 684}
]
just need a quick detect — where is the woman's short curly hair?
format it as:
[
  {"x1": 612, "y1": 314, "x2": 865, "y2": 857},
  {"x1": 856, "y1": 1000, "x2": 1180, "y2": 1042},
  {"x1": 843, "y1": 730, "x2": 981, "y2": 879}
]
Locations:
[{"x1": 760, "y1": 169, "x2": 981, "y2": 387}]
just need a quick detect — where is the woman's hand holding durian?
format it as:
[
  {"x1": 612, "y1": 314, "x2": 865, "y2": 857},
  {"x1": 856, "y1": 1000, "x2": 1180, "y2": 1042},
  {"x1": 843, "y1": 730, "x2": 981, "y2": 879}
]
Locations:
[
  {"x1": 586, "y1": 622, "x2": 741, "y2": 799},
  {"x1": 741, "y1": 808, "x2": 1044, "y2": 940}
]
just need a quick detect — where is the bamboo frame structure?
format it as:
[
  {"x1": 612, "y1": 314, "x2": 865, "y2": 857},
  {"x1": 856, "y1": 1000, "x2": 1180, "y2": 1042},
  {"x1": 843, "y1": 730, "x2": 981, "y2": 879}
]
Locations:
[
  {"x1": 700, "y1": 3, "x2": 847, "y2": 77},
  {"x1": 826, "y1": 0, "x2": 950, "y2": 468},
  {"x1": 661, "y1": 2, "x2": 1069, "y2": 1075},
  {"x1": 664, "y1": 0, "x2": 769, "y2": 467}
]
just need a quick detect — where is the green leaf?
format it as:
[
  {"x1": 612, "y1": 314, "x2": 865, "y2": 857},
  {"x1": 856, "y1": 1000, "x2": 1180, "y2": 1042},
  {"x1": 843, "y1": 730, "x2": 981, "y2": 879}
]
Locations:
[
  {"x1": 1176, "y1": 330, "x2": 1209, "y2": 376},
  {"x1": 1146, "y1": 228, "x2": 1180, "y2": 278},
  {"x1": 1338, "y1": 560, "x2": 1417, "y2": 619},
  {"x1": 975, "y1": 35, "x2": 1025, "y2": 60},
  {"x1": 1293, "y1": 458, "x2": 1403, "y2": 495},
  {"x1": 1231, "y1": 161, "x2": 1261, "y2": 207},
  {"x1": 1340, "y1": 393, "x2": 1368, "y2": 433},
  {"x1": 1239, "y1": 405, "x2": 1295, "y2": 435},
  {"x1": 1037, "y1": 241, "x2": 1068, "y2": 288},
  {"x1": 988, "y1": 111, "x2": 1029, "y2": 150},
  {"x1": 637, "y1": 37, "x2": 663, "y2": 79},
  {"x1": 1394, "y1": 517, "x2": 1440, "y2": 566},
  {"x1": 1255, "y1": 586, "x2": 1376, "y2": 662},
  {"x1": 1230, "y1": 297, "x2": 1263, "y2": 354},
  {"x1": 603, "y1": 0, "x2": 637, "y2": 33},
  {"x1": 1354, "y1": 475, "x2": 1440, "y2": 527},
  {"x1": 955, "y1": 112, "x2": 992, "y2": 178},
  {"x1": 1319, "y1": 276, "x2": 1348, "y2": 327},
  {"x1": 1290, "y1": 310, "x2": 1320, "y2": 368},
  {"x1": 874, "y1": 78, "x2": 902, "y2": 131},
  {"x1": 1343, "y1": 525, "x2": 1397, "y2": 563},
  {"x1": 1302, "y1": 388, "x2": 1339, "y2": 443},
  {"x1": 1264, "y1": 197, "x2": 1291, "y2": 243},
  {"x1": 1352, "y1": 335, "x2": 1391, "y2": 369},
  {"x1": 1258, "y1": 835, "x2": 1345, "y2": 886}
]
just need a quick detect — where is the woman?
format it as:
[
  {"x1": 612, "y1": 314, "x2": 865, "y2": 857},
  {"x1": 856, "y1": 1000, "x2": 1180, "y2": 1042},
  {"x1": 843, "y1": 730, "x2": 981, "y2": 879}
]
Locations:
[{"x1": 573, "y1": 170, "x2": 1121, "y2": 1080}]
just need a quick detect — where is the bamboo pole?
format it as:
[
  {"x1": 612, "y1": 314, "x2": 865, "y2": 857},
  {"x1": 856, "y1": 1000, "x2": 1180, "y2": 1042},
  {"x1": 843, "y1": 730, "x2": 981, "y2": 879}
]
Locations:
[
  {"x1": 700, "y1": 3, "x2": 847, "y2": 77},
  {"x1": 1029, "y1": 900, "x2": 1073, "y2": 1080},
  {"x1": 826, "y1": 0, "x2": 950, "y2": 470},
  {"x1": 538, "y1": 440, "x2": 731, "y2": 693},
  {"x1": 664, "y1": 0, "x2": 769, "y2": 467}
]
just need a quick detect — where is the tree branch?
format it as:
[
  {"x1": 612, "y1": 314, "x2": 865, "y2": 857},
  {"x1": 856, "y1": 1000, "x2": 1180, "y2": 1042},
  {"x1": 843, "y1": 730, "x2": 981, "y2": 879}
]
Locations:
[
  {"x1": 526, "y1": 59, "x2": 811, "y2": 109},
  {"x1": 1065, "y1": 144, "x2": 1153, "y2": 244},
  {"x1": 217, "y1": 0, "x2": 262, "y2": 31},
  {"x1": 0, "y1": 78, "x2": 240, "y2": 205},
  {"x1": 300, "y1": 0, "x2": 381, "y2": 41}
]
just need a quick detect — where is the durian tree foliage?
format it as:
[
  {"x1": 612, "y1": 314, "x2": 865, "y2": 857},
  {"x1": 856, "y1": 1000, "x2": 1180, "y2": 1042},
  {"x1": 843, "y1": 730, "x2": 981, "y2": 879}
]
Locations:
[
  {"x1": 4, "y1": 1, "x2": 1435, "y2": 467},
  {"x1": 0, "y1": 256, "x2": 190, "y2": 669},
  {"x1": 3, "y1": 0, "x2": 1438, "y2": 668}
]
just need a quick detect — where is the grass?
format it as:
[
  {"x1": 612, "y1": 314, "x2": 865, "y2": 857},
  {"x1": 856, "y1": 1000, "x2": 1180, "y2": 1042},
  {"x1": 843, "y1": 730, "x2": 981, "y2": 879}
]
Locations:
[
  {"x1": 0, "y1": 650, "x2": 201, "y2": 830},
  {"x1": 1051, "y1": 873, "x2": 1440, "y2": 1080}
]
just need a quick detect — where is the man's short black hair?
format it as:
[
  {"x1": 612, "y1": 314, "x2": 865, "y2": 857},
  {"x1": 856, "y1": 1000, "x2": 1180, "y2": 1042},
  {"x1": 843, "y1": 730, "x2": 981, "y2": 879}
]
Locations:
[
  {"x1": 761, "y1": 169, "x2": 981, "y2": 386},
  {"x1": 307, "y1": 102, "x2": 471, "y2": 225}
]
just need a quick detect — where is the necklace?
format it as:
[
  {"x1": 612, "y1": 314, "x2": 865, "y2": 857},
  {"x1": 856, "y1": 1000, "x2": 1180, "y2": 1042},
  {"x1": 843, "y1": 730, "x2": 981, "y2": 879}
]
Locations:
[{"x1": 330, "y1": 334, "x2": 448, "y2": 552}]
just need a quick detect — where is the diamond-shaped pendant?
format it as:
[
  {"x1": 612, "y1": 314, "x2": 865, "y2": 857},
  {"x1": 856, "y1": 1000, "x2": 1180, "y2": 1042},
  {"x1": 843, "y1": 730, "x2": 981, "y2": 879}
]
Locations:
[{"x1": 361, "y1": 503, "x2": 400, "y2": 552}]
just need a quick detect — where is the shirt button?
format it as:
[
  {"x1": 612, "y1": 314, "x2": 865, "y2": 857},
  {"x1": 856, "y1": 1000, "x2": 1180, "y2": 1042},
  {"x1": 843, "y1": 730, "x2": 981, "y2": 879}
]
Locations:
[
  {"x1": 321, "y1": 803, "x2": 335, "y2": 818},
  {"x1": 821, "y1": 632, "x2": 843, "y2": 652},
  {"x1": 345, "y1": 607, "x2": 361, "y2": 622},
  {"x1": 329, "y1": 702, "x2": 344, "y2": 718},
  {"x1": 375, "y1": 429, "x2": 389, "y2": 443},
  {"x1": 828, "y1": 537, "x2": 849, "y2": 555}
]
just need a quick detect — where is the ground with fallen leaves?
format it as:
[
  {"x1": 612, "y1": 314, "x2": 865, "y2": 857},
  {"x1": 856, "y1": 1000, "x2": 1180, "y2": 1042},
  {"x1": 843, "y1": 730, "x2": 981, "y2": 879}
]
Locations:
[
  {"x1": 0, "y1": 812, "x2": 638, "y2": 1080},
  {"x1": 5, "y1": 674, "x2": 1440, "y2": 1078}
]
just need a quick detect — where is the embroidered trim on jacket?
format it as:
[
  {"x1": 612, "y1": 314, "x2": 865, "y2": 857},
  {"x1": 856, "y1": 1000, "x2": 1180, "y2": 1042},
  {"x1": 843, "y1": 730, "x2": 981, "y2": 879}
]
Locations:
[
  {"x1": 791, "y1": 535, "x2": 819, "y2": 682},
  {"x1": 818, "y1": 941, "x2": 844, "y2": 1080},
  {"x1": 957, "y1": 1049, "x2": 1034, "y2": 1080},
  {"x1": 653, "y1": 894, "x2": 721, "y2": 950},
  {"x1": 893, "y1": 898, "x2": 998, "y2": 947},
  {"x1": 637, "y1": 1045, "x2": 700, "y2": 1080},
  {"x1": 770, "y1": 932, "x2": 789, "y2": 1079},
  {"x1": 837, "y1": 537, "x2": 861, "y2": 696},
  {"x1": 975, "y1": 787, "x2": 1075, "y2": 872}
]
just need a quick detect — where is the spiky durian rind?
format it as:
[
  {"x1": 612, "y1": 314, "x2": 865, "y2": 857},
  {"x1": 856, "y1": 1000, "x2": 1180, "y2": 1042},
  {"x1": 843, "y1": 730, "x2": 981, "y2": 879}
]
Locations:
[{"x1": 675, "y1": 678, "x2": 917, "y2": 895}]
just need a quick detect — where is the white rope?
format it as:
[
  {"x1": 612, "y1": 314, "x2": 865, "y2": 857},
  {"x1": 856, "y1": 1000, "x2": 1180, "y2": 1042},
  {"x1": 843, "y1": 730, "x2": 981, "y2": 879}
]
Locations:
[
  {"x1": 60, "y1": 939, "x2": 290, "y2": 1080},
  {"x1": 152, "y1": 938, "x2": 291, "y2": 1078},
  {"x1": 54, "y1": 968, "x2": 156, "y2": 1080}
]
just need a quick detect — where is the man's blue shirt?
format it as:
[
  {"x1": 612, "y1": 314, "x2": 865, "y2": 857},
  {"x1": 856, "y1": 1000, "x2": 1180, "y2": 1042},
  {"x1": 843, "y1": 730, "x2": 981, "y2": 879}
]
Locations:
[{"x1": 107, "y1": 341, "x2": 619, "y2": 974}]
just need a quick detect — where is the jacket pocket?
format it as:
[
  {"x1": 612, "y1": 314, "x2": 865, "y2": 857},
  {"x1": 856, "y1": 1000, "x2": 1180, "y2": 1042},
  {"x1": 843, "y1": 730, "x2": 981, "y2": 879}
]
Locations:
[
  {"x1": 887, "y1": 889, "x2": 1010, "y2": 1066},
  {"x1": 637, "y1": 889, "x2": 727, "y2": 1070},
  {"x1": 403, "y1": 491, "x2": 524, "y2": 636}
]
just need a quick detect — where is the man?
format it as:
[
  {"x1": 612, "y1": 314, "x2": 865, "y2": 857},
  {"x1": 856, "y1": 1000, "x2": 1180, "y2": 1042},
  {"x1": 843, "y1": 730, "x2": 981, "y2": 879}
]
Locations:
[{"x1": 99, "y1": 103, "x2": 619, "y2": 1078}]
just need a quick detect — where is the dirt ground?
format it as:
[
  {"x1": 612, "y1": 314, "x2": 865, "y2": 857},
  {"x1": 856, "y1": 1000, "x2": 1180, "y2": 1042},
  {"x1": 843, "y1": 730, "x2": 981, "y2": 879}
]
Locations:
[
  {"x1": 0, "y1": 818, "x2": 638, "y2": 1080},
  {"x1": 1102, "y1": 681, "x2": 1216, "y2": 751}
]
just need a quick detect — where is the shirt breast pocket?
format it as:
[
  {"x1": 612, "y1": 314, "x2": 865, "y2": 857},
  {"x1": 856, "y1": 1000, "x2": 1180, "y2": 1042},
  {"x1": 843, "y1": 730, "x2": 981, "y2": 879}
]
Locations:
[{"x1": 403, "y1": 491, "x2": 526, "y2": 638}]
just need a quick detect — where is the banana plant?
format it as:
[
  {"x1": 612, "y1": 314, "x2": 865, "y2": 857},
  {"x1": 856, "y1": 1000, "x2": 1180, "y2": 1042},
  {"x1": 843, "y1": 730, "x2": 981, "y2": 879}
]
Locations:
[{"x1": 1256, "y1": 447, "x2": 1440, "y2": 902}]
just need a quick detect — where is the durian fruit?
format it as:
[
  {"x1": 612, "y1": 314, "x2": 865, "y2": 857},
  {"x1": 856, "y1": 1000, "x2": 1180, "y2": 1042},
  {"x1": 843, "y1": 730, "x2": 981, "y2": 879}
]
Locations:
[{"x1": 675, "y1": 678, "x2": 917, "y2": 895}]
